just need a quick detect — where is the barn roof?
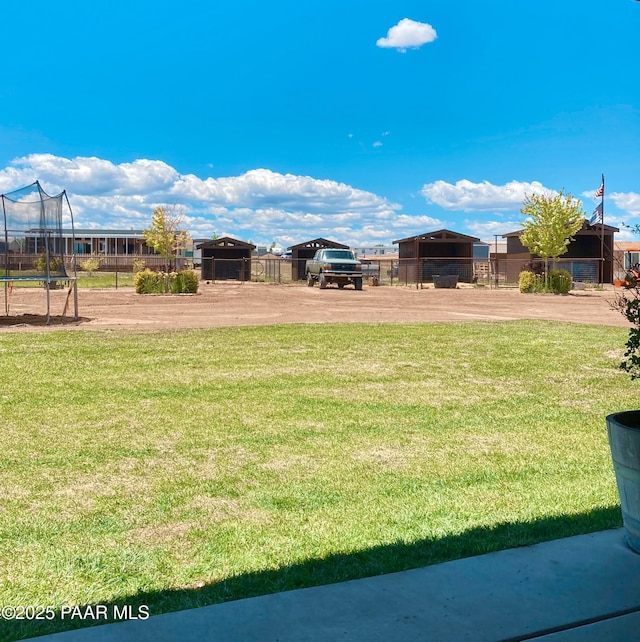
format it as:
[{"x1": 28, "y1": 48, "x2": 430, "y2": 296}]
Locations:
[
  {"x1": 502, "y1": 220, "x2": 619, "y2": 238},
  {"x1": 196, "y1": 236, "x2": 256, "y2": 250},
  {"x1": 393, "y1": 229, "x2": 480, "y2": 244},
  {"x1": 287, "y1": 238, "x2": 349, "y2": 251}
]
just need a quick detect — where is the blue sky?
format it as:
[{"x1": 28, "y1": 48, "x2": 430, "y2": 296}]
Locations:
[{"x1": 0, "y1": 1, "x2": 638, "y2": 247}]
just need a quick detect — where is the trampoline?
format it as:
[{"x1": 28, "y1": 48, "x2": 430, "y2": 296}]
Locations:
[{"x1": 1, "y1": 181, "x2": 78, "y2": 323}]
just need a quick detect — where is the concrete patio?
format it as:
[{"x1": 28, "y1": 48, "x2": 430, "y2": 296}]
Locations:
[{"x1": 29, "y1": 528, "x2": 640, "y2": 642}]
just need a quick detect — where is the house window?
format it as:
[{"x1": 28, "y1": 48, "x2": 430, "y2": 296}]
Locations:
[{"x1": 625, "y1": 252, "x2": 640, "y2": 269}]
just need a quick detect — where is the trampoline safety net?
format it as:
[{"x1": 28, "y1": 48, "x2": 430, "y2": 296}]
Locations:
[{"x1": 1, "y1": 180, "x2": 74, "y2": 280}]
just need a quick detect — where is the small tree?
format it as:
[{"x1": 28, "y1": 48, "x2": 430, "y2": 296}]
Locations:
[
  {"x1": 143, "y1": 206, "x2": 190, "y2": 291},
  {"x1": 132, "y1": 257, "x2": 146, "y2": 274},
  {"x1": 519, "y1": 191, "x2": 584, "y2": 290},
  {"x1": 615, "y1": 223, "x2": 640, "y2": 378},
  {"x1": 79, "y1": 255, "x2": 101, "y2": 276}
]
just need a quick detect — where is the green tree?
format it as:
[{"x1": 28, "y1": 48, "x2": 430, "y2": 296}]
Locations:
[
  {"x1": 79, "y1": 255, "x2": 101, "y2": 276},
  {"x1": 143, "y1": 206, "x2": 190, "y2": 290},
  {"x1": 519, "y1": 191, "x2": 584, "y2": 290}
]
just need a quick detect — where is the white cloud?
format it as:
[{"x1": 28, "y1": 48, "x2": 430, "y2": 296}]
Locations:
[
  {"x1": 168, "y1": 167, "x2": 397, "y2": 214},
  {"x1": 373, "y1": 141, "x2": 383, "y2": 148},
  {"x1": 10, "y1": 154, "x2": 179, "y2": 196},
  {"x1": 464, "y1": 219, "x2": 523, "y2": 238},
  {"x1": 421, "y1": 179, "x2": 555, "y2": 212},
  {"x1": 376, "y1": 18, "x2": 437, "y2": 52},
  {"x1": 610, "y1": 192, "x2": 640, "y2": 217},
  {"x1": 0, "y1": 154, "x2": 403, "y2": 246},
  {"x1": 614, "y1": 229, "x2": 637, "y2": 242},
  {"x1": 393, "y1": 213, "x2": 443, "y2": 230}
]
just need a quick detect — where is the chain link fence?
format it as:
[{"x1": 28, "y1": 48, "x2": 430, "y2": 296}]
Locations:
[
  {"x1": 198, "y1": 256, "x2": 607, "y2": 287},
  {"x1": 2, "y1": 253, "x2": 607, "y2": 288}
]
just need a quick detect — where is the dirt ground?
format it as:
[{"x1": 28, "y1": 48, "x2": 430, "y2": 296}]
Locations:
[{"x1": 0, "y1": 281, "x2": 630, "y2": 331}]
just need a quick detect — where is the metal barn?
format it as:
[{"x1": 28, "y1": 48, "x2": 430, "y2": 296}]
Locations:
[
  {"x1": 393, "y1": 229, "x2": 479, "y2": 284},
  {"x1": 197, "y1": 237, "x2": 256, "y2": 281},
  {"x1": 502, "y1": 221, "x2": 618, "y2": 284},
  {"x1": 288, "y1": 238, "x2": 350, "y2": 281}
]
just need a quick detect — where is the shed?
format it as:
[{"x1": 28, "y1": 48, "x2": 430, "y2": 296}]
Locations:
[
  {"x1": 196, "y1": 237, "x2": 256, "y2": 281},
  {"x1": 614, "y1": 242, "x2": 640, "y2": 282},
  {"x1": 502, "y1": 221, "x2": 618, "y2": 283},
  {"x1": 288, "y1": 238, "x2": 350, "y2": 281},
  {"x1": 393, "y1": 229, "x2": 480, "y2": 283}
]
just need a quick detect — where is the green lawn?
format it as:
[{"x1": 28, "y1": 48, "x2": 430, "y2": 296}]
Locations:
[
  {"x1": 0, "y1": 320, "x2": 633, "y2": 639},
  {"x1": 74, "y1": 272, "x2": 136, "y2": 288},
  {"x1": 8, "y1": 272, "x2": 136, "y2": 289}
]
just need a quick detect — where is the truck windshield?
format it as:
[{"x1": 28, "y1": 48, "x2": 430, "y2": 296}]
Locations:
[{"x1": 323, "y1": 250, "x2": 354, "y2": 260}]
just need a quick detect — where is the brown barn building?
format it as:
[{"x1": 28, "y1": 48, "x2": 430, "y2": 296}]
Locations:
[
  {"x1": 288, "y1": 238, "x2": 350, "y2": 281},
  {"x1": 393, "y1": 229, "x2": 480, "y2": 283},
  {"x1": 502, "y1": 221, "x2": 618, "y2": 284},
  {"x1": 197, "y1": 237, "x2": 256, "y2": 281}
]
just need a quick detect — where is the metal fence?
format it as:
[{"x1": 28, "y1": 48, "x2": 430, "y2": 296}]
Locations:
[
  {"x1": 198, "y1": 256, "x2": 608, "y2": 287},
  {"x1": 2, "y1": 253, "x2": 607, "y2": 287},
  {"x1": 1, "y1": 253, "x2": 195, "y2": 277}
]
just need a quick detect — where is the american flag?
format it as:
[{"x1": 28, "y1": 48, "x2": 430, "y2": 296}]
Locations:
[
  {"x1": 589, "y1": 202, "x2": 603, "y2": 225},
  {"x1": 594, "y1": 182, "x2": 604, "y2": 199}
]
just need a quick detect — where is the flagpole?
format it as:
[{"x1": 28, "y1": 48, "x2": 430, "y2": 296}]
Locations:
[{"x1": 600, "y1": 173, "x2": 605, "y2": 286}]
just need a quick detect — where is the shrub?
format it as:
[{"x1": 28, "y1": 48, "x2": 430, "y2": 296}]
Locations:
[
  {"x1": 132, "y1": 258, "x2": 146, "y2": 274},
  {"x1": 617, "y1": 293, "x2": 640, "y2": 378},
  {"x1": 519, "y1": 268, "x2": 572, "y2": 294},
  {"x1": 135, "y1": 269, "x2": 199, "y2": 294},
  {"x1": 33, "y1": 253, "x2": 63, "y2": 274},
  {"x1": 134, "y1": 269, "x2": 164, "y2": 294},
  {"x1": 519, "y1": 270, "x2": 543, "y2": 293},
  {"x1": 171, "y1": 270, "x2": 199, "y2": 294},
  {"x1": 79, "y1": 256, "x2": 101, "y2": 275},
  {"x1": 547, "y1": 269, "x2": 572, "y2": 294}
]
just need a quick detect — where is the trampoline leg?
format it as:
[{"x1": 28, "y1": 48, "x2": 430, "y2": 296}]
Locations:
[{"x1": 46, "y1": 281, "x2": 50, "y2": 325}]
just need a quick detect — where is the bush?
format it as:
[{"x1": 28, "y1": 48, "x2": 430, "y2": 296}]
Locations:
[
  {"x1": 33, "y1": 253, "x2": 63, "y2": 274},
  {"x1": 547, "y1": 269, "x2": 572, "y2": 294},
  {"x1": 171, "y1": 270, "x2": 199, "y2": 294},
  {"x1": 519, "y1": 268, "x2": 572, "y2": 294},
  {"x1": 134, "y1": 269, "x2": 165, "y2": 294},
  {"x1": 519, "y1": 270, "x2": 543, "y2": 293},
  {"x1": 135, "y1": 269, "x2": 199, "y2": 294},
  {"x1": 132, "y1": 258, "x2": 146, "y2": 274},
  {"x1": 616, "y1": 291, "x2": 640, "y2": 378},
  {"x1": 79, "y1": 256, "x2": 101, "y2": 275}
]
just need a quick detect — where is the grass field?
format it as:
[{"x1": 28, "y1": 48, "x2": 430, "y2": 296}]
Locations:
[
  {"x1": 75, "y1": 272, "x2": 136, "y2": 288},
  {"x1": 0, "y1": 320, "x2": 634, "y2": 639},
  {"x1": 9, "y1": 272, "x2": 137, "y2": 289}
]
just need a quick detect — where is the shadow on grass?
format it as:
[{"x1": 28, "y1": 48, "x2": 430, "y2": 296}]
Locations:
[{"x1": 6, "y1": 506, "x2": 622, "y2": 641}]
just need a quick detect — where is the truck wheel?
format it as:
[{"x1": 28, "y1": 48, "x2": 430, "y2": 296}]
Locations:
[
  {"x1": 307, "y1": 272, "x2": 314, "y2": 287},
  {"x1": 319, "y1": 273, "x2": 328, "y2": 289},
  {"x1": 354, "y1": 277, "x2": 363, "y2": 291}
]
